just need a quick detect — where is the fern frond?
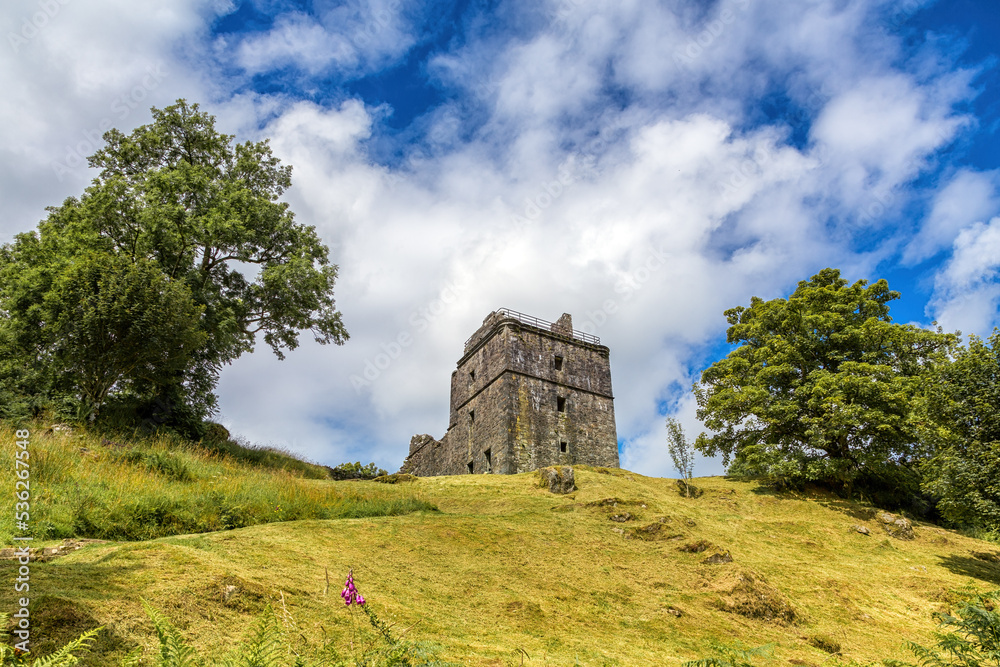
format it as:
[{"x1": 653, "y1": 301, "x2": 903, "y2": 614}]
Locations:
[
  {"x1": 227, "y1": 606, "x2": 286, "y2": 667},
  {"x1": 140, "y1": 599, "x2": 202, "y2": 667},
  {"x1": 27, "y1": 627, "x2": 102, "y2": 667},
  {"x1": 118, "y1": 646, "x2": 145, "y2": 667}
]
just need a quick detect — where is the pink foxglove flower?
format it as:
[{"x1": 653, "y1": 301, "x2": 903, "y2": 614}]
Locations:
[{"x1": 341, "y1": 570, "x2": 366, "y2": 606}]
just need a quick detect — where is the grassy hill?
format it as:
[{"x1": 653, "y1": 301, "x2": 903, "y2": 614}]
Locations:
[{"x1": 2, "y1": 427, "x2": 1000, "y2": 665}]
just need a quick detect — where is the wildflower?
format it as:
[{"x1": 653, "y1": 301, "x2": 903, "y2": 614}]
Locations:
[{"x1": 341, "y1": 570, "x2": 366, "y2": 606}]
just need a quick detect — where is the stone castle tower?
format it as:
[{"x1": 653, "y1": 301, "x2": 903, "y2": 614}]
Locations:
[{"x1": 401, "y1": 308, "x2": 619, "y2": 476}]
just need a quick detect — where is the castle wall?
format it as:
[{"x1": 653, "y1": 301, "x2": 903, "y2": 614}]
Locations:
[
  {"x1": 508, "y1": 375, "x2": 618, "y2": 471},
  {"x1": 401, "y1": 310, "x2": 619, "y2": 476}
]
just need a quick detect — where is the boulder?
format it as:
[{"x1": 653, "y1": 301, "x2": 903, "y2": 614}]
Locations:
[
  {"x1": 539, "y1": 466, "x2": 576, "y2": 494},
  {"x1": 877, "y1": 512, "x2": 915, "y2": 540},
  {"x1": 702, "y1": 552, "x2": 734, "y2": 565}
]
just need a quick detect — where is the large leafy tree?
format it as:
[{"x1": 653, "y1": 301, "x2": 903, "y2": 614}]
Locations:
[
  {"x1": 919, "y1": 330, "x2": 1000, "y2": 530},
  {"x1": 694, "y1": 268, "x2": 956, "y2": 491},
  {"x1": 81, "y1": 99, "x2": 348, "y2": 365},
  {"x1": 0, "y1": 100, "x2": 348, "y2": 423},
  {"x1": 44, "y1": 252, "x2": 204, "y2": 418}
]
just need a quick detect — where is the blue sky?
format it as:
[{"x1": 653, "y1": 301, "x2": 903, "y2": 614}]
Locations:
[{"x1": 2, "y1": 0, "x2": 998, "y2": 476}]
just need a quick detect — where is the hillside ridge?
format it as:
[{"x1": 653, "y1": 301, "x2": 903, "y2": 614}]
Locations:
[{"x1": 2, "y1": 446, "x2": 999, "y2": 664}]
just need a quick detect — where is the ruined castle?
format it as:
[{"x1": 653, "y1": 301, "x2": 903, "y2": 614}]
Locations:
[{"x1": 401, "y1": 308, "x2": 619, "y2": 476}]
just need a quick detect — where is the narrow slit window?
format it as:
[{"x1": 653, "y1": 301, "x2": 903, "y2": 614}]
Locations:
[
  {"x1": 469, "y1": 410, "x2": 475, "y2": 423},
  {"x1": 554, "y1": 356, "x2": 564, "y2": 371},
  {"x1": 557, "y1": 396, "x2": 566, "y2": 412},
  {"x1": 470, "y1": 369, "x2": 476, "y2": 381},
  {"x1": 467, "y1": 461, "x2": 474, "y2": 474},
  {"x1": 560, "y1": 441, "x2": 568, "y2": 453},
  {"x1": 485, "y1": 448, "x2": 492, "y2": 471}
]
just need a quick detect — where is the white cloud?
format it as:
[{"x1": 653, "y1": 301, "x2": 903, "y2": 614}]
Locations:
[
  {"x1": 904, "y1": 169, "x2": 1000, "y2": 264},
  {"x1": 929, "y1": 217, "x2": 1000, "y2": 336},
  {"x1": 1, "y1": 0, "x2": 995, "y2": 476},
  {"x1": 810, "y1": 74, "x2": 967, "y2": 210},
  {"x1": 221, "y1": 0, "x2": 419, "y2": 78}
]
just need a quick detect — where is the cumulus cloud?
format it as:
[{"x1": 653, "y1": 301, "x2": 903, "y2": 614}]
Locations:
[
  {"x1": 929, "y1": 217, "x2": 1000, "y2": 336},
  {"x1": 1, "y1": 0, "x2": 995, "y2": 476},
  {"x1": 0, "y1": 0, "x2": 220, "y2": 243},
  {"x1": 219, "y1": 0, "x2": 420, "y2": 78},
  {"x1": 904, "y1": 169, "x2": 1000, "y2": 264}
]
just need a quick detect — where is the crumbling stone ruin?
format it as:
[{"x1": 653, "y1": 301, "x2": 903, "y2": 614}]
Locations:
[{"x1": 401, "y1": 308, "x2": 619, "y2": 475}]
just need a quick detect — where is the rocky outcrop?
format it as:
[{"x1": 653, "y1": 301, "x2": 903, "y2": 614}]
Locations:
[
  {"x1": 877, "y1": 512, "x2": 915, "y2": 540},
  {"x1": 539, "y1": 466, "x2": 576, "y2": 494}
]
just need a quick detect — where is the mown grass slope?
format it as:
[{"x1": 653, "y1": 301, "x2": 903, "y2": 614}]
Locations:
[{"x1": 2, "y1": 429, "x2": 1000, "y2": 665}]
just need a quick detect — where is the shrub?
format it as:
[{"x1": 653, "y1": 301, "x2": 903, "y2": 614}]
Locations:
[{"x1": 329, "y1": 462, "x2": 388, "y2": 481}]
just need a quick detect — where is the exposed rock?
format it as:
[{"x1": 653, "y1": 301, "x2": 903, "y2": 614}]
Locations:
[
  {"x1": 538, "y1": 466, "x2": 576, "y2": 494},
  {"x1": 678, "y1": 539, "x2": 713, "y2": 553},
  {"x1": 852, "y1": 525, "x2": 870, "y2": 535},
  {"x1": 609, "y1": 512, "x2": 633, "y2": 522},
  {"x1": 222, "y1": 585, "x2": 238, "y2": 602},
  {"x1": 626, "y1": 518, "x2": 681, "y2": 541},
  {"x1": 0, "y1": 539, "x2": 108, "y2": 562},
  {"x1": 588, "y1": 497, "x2": 629, "y2": 507},
  {"x1": 666, "y1": 606, "x2": 683, "y2": 617},
  {"x1": 702, "y1": 552, "x2": 734, "y2": 565},
  {"x1": 877, "y1": 512, "x2": 915, "y2": 540}
]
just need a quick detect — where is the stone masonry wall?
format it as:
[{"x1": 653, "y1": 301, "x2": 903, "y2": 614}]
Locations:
[{"x1": 401, "y1": 310, "x2": 619, "y2": 476}]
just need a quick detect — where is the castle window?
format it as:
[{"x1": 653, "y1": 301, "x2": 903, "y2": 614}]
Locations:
[
  {"x1": 468, "y1": 461, "x2": 474, "y2": 474},
  {"x1": 557, "y1": 396, "x2": 566, "y2": 412},
  {"x1": 560, "y1": 441, "x2": 568, "y2": 453},
  {"x1": 470, "y1": 369, "x2": 476, "y2": 381},
  {"x1": 485, "y1": 448, "x2": 492, "y2": 472},
  {"x1": 554, "y1": 356, "x2": 563, "y2": 371},
  {"x1": 470, "y1": 410, "x2": 475, "y2": 423}
]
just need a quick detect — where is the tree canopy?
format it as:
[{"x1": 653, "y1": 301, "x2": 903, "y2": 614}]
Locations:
[
  {"x1": 919, "y1": 329, "x2": 1000, "y2": 530},
  {"x1": 694, "y1": 268, "x2": 956, "y2": 491},
  {"x1": 0, "y1": 100, "x2": 348, "y2": 428}
]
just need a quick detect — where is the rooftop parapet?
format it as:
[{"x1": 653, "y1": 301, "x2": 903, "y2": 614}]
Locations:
[{"x1": 462, "y1": 307, "x2": 601, "y2": 355}]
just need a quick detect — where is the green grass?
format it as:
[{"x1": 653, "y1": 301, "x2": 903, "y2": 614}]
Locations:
[
  {"x1": 0, "y1": 423, "x2": 435, "y2": 542},
  {"x1": 3, "y1": 430, "x2": 1000, "y2": 665}
]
